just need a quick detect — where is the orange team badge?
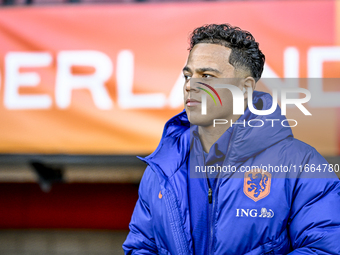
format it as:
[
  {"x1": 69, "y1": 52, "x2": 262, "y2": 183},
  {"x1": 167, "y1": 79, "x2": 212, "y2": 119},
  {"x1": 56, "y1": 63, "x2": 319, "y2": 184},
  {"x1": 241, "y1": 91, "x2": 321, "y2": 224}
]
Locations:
[{"x1": 244, "y1": 169, "x2": 271, "y2": 202}]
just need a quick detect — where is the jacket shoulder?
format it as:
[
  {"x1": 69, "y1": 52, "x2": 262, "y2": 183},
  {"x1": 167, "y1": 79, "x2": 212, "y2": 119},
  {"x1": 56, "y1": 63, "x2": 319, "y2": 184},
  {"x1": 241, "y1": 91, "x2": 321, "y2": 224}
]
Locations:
[{"x1": 270, "y1": 136, "x2": 324, "y2": 163}]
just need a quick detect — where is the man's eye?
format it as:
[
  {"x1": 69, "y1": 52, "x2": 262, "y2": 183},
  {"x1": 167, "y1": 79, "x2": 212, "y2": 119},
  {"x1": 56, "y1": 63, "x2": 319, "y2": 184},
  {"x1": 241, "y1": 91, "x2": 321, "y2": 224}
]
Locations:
[
  {"x1": 184, "y1": 75, "x2": 191, "y2": 81},
  {"x1": 202, "y1": 74, "x2": 213, "y2": 78}
]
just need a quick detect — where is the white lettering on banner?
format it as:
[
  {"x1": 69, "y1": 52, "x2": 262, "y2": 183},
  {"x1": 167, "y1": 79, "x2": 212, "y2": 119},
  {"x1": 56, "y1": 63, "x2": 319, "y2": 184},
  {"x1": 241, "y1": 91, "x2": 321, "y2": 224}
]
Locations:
[
  {"x1": 262, "y1": 47, "x2": 300, "y2": 100},
  {"x1": 4, "y1": 52, "x2": 53, "y2": 109},
  {"x1": 55, "y1": 50, "x2": 113, "y2": 110},
  {"x1": 116, "y1": 50, "x2": 166, "y2": 109},
  {"x1": 168, "y1": 72, "x2": 185, "y2": 108},
  {"x1": 308, "y1": 47, "x2": 340, "y2": 107},
  {"x1": 284, "y1": 47, "x2": 300, "y2": 79},
  {"x1": 0, "y1": 47, "x2": 338, "y2": 110}
]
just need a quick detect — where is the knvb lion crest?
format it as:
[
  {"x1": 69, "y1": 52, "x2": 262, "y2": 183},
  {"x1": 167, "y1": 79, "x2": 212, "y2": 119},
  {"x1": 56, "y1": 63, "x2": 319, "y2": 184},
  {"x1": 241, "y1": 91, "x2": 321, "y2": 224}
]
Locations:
[{"x1": 244, "y1": 169, "x2": 271, "y2": 202}]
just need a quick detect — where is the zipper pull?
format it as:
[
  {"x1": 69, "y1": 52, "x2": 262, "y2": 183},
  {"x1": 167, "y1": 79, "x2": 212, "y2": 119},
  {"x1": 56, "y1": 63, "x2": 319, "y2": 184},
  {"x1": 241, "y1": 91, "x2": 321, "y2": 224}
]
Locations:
[{"x1": 208, "y1": 188, "x2": 212, "y2": 204}]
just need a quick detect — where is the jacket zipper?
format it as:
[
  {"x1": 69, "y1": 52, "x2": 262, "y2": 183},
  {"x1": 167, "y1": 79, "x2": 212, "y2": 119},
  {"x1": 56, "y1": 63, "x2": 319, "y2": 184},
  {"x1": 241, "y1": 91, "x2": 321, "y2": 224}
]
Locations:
[
  {"x1": 207, "y1": 177, "x2": 212, "y2": 204},
  {"x1": 208, "y1": 187, "x2": 212, "y2": 203},
  {"x1": 206, "y1": 169, "x2": 219, "y2": 255},
  {"x1": 205, "y1": 125, "x2": 240, "y2": 254},
  {"x1": 206, "y1": 175, "x2": 218, "y2": 255}
]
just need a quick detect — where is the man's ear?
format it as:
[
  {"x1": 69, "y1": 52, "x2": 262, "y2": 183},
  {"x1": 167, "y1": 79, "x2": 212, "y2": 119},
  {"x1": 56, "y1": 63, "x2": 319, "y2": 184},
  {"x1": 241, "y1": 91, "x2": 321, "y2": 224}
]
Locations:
[{"x1": 243, "y1": 77, "x2": 256, "y2": 100}]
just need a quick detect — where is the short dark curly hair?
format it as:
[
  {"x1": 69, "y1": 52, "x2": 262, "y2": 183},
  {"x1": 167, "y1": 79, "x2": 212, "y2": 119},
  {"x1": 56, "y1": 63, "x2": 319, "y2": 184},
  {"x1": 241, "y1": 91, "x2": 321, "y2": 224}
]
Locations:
[{"x1": 189, "y1": 24, "x2": 265, "y2": 82}]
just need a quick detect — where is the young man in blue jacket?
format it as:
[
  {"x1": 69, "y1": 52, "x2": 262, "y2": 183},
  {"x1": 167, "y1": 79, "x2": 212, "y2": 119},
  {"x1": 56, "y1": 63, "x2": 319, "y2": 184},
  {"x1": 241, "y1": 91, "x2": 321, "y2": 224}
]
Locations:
[{"x1": 123, "y1": 24, "x2": 340, "y2": 254}]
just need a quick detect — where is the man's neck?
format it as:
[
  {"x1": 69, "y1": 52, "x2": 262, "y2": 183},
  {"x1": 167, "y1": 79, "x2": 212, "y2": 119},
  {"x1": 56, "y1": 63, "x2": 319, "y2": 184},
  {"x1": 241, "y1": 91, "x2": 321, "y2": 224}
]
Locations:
[{"x1": 198, "y1": 113, "x2": 242, "y2": 153}]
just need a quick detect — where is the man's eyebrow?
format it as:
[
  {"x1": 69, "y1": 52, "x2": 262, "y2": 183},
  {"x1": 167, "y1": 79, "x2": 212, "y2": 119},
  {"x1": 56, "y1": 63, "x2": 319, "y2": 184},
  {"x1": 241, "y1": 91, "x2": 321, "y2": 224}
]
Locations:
[
  {"x1": 196, "y1": 67, "x2": 222, "y2": 74},
  {"x1": 182, "y1": 66, "x2": 222, "y2": 74},
  {"x1": 182, "y1": 66, "x2": 191, "y2": 73}
]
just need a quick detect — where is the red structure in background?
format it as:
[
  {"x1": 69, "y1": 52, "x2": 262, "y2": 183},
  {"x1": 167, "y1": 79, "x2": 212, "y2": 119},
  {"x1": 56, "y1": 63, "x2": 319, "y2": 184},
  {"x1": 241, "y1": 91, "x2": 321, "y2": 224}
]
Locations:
[{"x1": 0, "y1": 183, "x2": 138, "y2": 229}]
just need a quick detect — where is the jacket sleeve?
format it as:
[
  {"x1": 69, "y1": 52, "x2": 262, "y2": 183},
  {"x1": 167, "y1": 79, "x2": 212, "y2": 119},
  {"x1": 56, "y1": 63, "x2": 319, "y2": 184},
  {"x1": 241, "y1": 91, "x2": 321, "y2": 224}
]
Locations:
[
  {"x1": 288, "y1": 148, "x2": 340, "y2": 254},
  {"x1": 123, "y1": 166, "x2": 158, "y2": 255}
]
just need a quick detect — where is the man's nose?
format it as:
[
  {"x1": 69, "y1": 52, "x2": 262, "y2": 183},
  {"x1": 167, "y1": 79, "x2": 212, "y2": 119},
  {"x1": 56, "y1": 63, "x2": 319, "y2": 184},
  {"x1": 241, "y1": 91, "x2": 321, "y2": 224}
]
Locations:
[
  {"x1": 185, "y1": 79, "x2": 199, "y2": 92},
  {"x1": 185, "y1": 81, "x2": 191, "y2": 92}
]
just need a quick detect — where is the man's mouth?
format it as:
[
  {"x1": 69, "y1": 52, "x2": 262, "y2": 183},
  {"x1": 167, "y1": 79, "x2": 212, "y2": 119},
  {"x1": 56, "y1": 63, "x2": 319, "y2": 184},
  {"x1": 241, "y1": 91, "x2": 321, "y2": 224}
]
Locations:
[{"x1": 186, "y1": 99, "x2": 201, "y2": 106}]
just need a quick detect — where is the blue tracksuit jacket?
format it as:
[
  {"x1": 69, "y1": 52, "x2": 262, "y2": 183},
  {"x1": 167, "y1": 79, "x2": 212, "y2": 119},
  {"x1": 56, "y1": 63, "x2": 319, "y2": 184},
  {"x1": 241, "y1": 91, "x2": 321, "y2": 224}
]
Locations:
[{"x1": 123, "y1": 91, "x2": 340, "y2": 255}]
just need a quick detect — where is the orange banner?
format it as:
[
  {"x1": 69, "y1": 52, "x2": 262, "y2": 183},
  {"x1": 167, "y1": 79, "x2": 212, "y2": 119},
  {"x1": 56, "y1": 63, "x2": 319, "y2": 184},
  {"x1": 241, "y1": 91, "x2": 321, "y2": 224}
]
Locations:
[{"x1": 0, "y1": 0, "x2": 338, "y2": 155}]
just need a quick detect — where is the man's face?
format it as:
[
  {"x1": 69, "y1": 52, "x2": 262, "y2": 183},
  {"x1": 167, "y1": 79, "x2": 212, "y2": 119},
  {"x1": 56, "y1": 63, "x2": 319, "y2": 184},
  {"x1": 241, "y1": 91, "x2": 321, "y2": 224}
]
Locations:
[{"x1": 183, "y1": 43, "x2": 244, "y2": 126}]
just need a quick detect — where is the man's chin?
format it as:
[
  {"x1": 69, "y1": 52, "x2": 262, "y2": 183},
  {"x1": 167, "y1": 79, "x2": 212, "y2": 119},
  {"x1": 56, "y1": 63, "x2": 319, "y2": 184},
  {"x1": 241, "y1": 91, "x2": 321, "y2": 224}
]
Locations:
[
  {"x1": 185, "y1": 109, "x2": 214, "y2": 126},
  {"x1": 187, "y1": 118, "x2": 214, "y2": 127}
]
